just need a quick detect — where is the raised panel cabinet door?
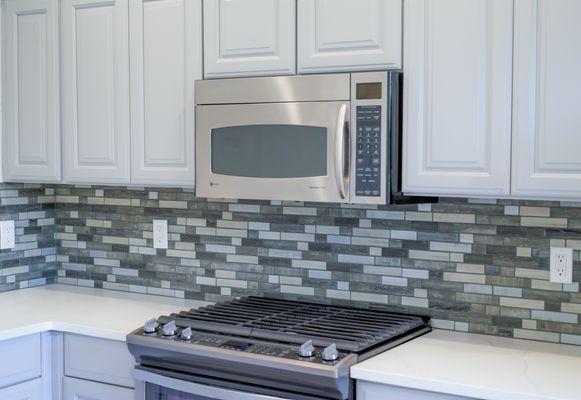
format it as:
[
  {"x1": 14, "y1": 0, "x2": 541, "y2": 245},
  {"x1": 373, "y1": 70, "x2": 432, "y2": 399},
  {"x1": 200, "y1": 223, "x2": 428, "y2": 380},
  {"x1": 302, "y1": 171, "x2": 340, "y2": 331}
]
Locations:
[
  {"x1": 512, "y1": 0, "x2": 581, "y2": 199},
  {"x1": 0, "y1": 378, "x2": 43, "y2": 400},
  {"x1": 403, "y1": 0, "x2": 513, "y2": 197},
  {"x1": 3, "y1": 0, "x2": 61, "y2": 182},
  {"x1": 297, "y1": 0, "x2": 402, "y2": 73},
  {"x1": 129, "y1": 0, "x2": 201, "y2": 186},
  {"x1": 61, "y1": 0, "x2": 131, "y2": 184},
  {"x1": 63, "y1": 377, "x2": 133, "y2": 400},
  {"x1": 203, "y1": 0, "x2": 296, "y2": 78}
]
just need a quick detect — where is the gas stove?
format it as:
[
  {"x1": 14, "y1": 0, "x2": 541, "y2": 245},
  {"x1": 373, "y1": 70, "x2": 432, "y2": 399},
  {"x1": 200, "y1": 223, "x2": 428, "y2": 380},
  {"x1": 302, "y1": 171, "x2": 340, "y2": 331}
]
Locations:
[{"x1": 127, "y1": 296, "x2": 430, "y2": 400}]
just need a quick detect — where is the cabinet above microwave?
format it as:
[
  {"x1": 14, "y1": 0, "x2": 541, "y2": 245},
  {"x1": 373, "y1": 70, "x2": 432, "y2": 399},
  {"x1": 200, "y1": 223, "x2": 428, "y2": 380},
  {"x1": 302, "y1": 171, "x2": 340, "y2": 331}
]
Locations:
[{"x1": 195, "y1": 72, "x2": 404, "y2": 204}]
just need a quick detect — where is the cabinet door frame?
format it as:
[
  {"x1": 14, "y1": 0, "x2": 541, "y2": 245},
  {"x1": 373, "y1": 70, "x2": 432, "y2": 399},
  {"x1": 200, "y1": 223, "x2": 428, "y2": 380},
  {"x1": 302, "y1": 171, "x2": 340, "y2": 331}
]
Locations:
[
  {"x1": 297, "y1": 0, "x2": 402, "y2": 74},
  {"x1": 129, "y1": 0, "x2": 201, "y2": 186},
  {"x1": 2, "y1": 0, "x2": 61, "y2": 182},
  {"x1": 203, "y1": 0, "x2": 296, "y2": 78},
  {"x1": 402, "y1": 0, "x2": 513, "y2": 197},
  {"x1": 511, "y1": 0, "x2": 581, "y2": 199},
  {"x1": 61, "y1": 0, "x2": 131, "y2": 184}
]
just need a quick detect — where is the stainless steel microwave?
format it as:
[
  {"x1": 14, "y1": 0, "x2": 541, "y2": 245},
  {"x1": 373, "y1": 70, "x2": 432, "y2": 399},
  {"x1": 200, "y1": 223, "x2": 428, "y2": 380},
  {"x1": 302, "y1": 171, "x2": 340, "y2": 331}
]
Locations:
[{"x1": 195, "y1": 71, "x2": 403, "y2": 204}]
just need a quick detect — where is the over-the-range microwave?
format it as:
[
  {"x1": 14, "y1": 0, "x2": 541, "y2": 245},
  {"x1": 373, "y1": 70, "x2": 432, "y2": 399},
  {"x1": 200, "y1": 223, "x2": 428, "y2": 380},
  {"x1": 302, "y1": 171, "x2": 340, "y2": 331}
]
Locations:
[{"x1": 195, "y1": 71, "x2": 412, "y2": 205}]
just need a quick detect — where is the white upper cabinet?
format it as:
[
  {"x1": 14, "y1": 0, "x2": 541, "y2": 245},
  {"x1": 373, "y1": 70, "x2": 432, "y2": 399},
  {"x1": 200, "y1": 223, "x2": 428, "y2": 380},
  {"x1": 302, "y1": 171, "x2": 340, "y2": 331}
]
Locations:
[
  {"x1": 61, "y1": 0, "x2": 131, "y2": 184},
  {"x1": 3, "y1": 0, "x2": 61, "y2": 182},
  {"x1": 203, "y1": 0, "x2": 296, "y2": 78},
  {"x1": 129, "y1": 0, "x2": 201, "y2": 186},
  {"x1": 403, "y1": 0, "x2": 513, "y2": 197},
  {"x1": 297, "y1": 0, "x2": 402, "y2": 74},
  {"x1": 512, "y1": 0, "x2": 581, "y2": 199}
]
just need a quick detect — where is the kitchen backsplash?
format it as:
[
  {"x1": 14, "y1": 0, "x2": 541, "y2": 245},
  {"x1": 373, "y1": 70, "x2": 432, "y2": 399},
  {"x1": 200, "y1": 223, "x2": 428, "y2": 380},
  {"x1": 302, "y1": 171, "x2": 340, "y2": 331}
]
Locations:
[
  {"x1": 50, "y1": 185, "x2": 581, "y2": 346},
  {"x1": 2, "y1": 183, "x2": 581, "y2": 346},
  {"x1": 0, "y1": 183, "x2": 56, "y2": 291}
]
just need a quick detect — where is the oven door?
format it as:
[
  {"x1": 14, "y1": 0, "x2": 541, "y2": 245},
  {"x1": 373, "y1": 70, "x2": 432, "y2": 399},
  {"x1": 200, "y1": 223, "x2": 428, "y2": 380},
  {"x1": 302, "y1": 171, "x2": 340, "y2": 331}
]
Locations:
[
  {"x1": 134, "y1": 369, "x2": 330, "y2": 400},
  {"x1": 195, "y1": 102, "x2": 350, "y2": 203}
]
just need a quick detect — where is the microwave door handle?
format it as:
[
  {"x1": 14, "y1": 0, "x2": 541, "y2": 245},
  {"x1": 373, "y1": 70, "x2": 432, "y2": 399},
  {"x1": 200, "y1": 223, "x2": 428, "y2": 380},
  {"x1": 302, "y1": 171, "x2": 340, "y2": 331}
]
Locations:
[{"x1": 334, "y1": 104, "x2": 348, "y2": 200}]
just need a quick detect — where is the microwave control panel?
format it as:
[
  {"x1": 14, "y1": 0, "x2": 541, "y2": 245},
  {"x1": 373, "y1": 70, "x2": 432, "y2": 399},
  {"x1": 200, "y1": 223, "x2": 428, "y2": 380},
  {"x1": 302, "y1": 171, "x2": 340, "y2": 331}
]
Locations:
[{"x1": 355, "y1": 105, "x2": 382, "y2": 197}]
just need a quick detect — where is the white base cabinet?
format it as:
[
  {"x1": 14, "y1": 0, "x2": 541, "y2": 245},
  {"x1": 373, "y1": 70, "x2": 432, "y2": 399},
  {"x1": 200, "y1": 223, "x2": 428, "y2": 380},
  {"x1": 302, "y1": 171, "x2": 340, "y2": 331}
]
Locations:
[
  {"x1": 357, "y1": 381, "x2": 472, "y2": 400},
  {"x1": 511, "y1": 0, "x2": 581, "y2": 199},
  {"x1": 0, "y1": 378, "x2": 43, "y2": 400},
  {"x1": 297, "y1": 0, "x2": 402, "y2": 73},
  {"x1": 63, "y1": 377, "x2": 133, "y2": 400}
]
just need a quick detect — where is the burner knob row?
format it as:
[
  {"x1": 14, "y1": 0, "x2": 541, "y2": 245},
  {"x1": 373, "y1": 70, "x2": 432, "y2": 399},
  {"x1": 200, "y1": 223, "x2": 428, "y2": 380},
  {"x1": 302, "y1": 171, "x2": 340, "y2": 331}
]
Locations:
[
  {"x1": 298, "y1": 340, "x2": 340, "y2": 361},
  {"x1": 144, "y1": 320, "x2": 193, "y2": 340}
]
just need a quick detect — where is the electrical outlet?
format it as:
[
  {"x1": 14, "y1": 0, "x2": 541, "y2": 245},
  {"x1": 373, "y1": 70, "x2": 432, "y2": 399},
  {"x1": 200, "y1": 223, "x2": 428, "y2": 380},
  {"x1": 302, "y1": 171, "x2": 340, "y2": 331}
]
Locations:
[
  {"x1": 153, "y1": 220, "x2": 168, "y2": 249},
  {"x1": 550, "y1": 247, "x2": 573, "y2": 284},
  {"x1": 0, "y1": 220, "x2": 15, "y2": 250}
]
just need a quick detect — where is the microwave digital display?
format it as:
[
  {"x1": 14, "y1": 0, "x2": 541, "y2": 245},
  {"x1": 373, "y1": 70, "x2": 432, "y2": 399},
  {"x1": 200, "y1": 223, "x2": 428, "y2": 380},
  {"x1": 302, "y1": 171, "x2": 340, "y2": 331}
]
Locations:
[{"x1": 356, "y1": 82, "x2": 382, "y2": 100}]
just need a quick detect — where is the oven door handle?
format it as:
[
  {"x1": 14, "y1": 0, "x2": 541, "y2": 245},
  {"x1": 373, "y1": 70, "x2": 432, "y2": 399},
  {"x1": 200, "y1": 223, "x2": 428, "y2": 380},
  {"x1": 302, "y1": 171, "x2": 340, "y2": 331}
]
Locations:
[
  {"x1": 135, "y1": 369, "x2": 291, "y2": 400},
  {"x1": 334, "y1": 104, "x2": 348, "y2": 200}
]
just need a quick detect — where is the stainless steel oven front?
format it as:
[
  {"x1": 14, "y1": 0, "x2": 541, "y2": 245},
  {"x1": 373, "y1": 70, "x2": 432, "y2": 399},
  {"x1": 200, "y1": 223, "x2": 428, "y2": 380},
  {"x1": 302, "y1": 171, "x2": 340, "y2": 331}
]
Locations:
[
  {"x1": 195, "y1": 71, "x2": 401, "y2": 204},
  {"x1": 134, "y1": 368, "x2": 337, "y2": 400}
]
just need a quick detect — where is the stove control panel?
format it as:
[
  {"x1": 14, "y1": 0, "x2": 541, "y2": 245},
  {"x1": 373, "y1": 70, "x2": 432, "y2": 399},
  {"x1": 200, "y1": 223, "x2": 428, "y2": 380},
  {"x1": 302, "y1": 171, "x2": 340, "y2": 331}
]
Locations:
[{"x1": 139, "y1": 323, "x2": 347, "y2": 364}]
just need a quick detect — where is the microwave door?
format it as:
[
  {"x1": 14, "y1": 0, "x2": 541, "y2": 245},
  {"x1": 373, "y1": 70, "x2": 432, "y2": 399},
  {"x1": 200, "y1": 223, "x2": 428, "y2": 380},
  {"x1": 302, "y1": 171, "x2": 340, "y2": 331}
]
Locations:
[{"x1": 196, "y1": 102, "x2": 350, "y2": 203}]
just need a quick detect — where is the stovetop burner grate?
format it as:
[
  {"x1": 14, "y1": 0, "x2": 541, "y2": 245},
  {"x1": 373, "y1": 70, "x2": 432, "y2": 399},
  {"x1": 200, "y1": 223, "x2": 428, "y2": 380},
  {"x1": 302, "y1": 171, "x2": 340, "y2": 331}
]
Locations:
[{"x1": 157, "y1": 296, "x2": 428, "y2": 352}]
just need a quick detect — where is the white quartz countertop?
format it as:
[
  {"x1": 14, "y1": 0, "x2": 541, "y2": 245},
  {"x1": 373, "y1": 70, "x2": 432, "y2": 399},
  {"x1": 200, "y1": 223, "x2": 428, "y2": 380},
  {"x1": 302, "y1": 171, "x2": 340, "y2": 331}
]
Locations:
[
  {"x1": 351, "y1": 329, "x2": 581, "y2": 400},
  {"x1": 0, "y1": 284, "x2": 210, "y2": 342}
]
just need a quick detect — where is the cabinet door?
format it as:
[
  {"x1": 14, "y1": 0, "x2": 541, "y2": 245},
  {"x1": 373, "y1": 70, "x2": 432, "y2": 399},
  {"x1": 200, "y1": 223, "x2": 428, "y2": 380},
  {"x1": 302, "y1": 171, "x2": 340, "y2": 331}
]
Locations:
[
  {"x1": 61, "y1": 0, "x2": 131, "y2": 184},
  {"x1": 297, "y1": 0, "x2": 402, "y2": 73},
  {"x1": 403, "y1": 0, "x2": 513, "y2": 197},
  {"x1": 512, "y1": 0, "x2": 581, "y2": 199},
  {"x1": 63, "y1": 377, "x2": 133, "y2": 400},
  {"x1": 203, "y1": 0, "x2": 296, "y2": 78},
  {"x1": 3, "y1": 0, "x2": 61, "y2": 182},
  {"x1": 0, "y1": 378, "x2": 43, "y2": 400},
  {"x1": 129, "y1": 0, "x2": 200, "y2": 186}
]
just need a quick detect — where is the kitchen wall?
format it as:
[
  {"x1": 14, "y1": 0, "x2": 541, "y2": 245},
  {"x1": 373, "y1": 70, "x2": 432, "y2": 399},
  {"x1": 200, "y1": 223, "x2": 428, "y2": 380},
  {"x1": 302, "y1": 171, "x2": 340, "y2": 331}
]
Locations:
[
  {"x1": 0, "y1": 183, "x2": 56, "y2": 292},
  {"x1": 52, "y1": 185, "x2": 581, "y2": 345}
]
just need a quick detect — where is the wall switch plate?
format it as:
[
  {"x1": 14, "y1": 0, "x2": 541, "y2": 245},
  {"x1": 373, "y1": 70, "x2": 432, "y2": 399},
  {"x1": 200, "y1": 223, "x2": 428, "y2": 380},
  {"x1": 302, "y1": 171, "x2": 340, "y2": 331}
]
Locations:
[
  {"x1": 550, "y1": 247, "x2": 573, "y2": 284},
  {"x1": 153, "y1": 220, "x2": 168, "y2": 249},
  {"x1": 0, "y1": 220, "x2": 15, "y2": 250}
]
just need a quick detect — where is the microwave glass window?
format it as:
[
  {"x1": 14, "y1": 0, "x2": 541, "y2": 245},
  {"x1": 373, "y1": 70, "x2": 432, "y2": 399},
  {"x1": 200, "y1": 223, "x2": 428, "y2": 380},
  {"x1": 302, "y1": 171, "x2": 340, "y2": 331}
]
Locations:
[
  {"x1": 356, "y1": 82, "x2": 382, "y2": 100},
  {"x1": 211, "y1": 125, "x2": 327, "y2": 178}
]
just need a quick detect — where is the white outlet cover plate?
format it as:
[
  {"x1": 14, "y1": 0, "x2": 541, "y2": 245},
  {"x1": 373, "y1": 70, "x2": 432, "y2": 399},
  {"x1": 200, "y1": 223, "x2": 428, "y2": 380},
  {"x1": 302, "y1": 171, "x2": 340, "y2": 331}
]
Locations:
[
  {"x1": 0, "y1": 220, "x2": 15, "y2": 249},
  {"x1": 153, "y1": 220, "x2": 168, "y2": 249},
  {"x1": 550, "y1": 247, "x2": 573, "y2": 284}
]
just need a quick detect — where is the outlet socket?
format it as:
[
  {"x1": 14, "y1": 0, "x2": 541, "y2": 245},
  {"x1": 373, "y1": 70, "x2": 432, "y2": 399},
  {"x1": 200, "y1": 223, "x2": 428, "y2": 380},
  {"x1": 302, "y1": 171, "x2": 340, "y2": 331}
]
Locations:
[
  {"x1": 153, "y1": 220, "x2": 168, "y2": 249},
  {"x1": 0, "y1": 220, "x2": 15, "y2": 250},
  {"x1": 550, "y1": 247, "x2": 573, "y2": 284}
]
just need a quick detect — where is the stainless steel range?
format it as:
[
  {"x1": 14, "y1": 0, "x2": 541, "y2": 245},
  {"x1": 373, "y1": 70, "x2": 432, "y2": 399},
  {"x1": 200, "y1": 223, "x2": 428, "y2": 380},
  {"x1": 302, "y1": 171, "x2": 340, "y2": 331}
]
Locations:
[{"x1": 127, "y1": 296, "x2": 430, "y2": 400}]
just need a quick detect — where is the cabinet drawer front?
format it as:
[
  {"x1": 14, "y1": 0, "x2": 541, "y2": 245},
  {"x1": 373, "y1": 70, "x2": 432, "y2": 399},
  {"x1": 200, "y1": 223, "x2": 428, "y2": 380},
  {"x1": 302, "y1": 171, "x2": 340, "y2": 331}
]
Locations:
[
  {"x1": 64, "y1": 334, "x2": 135, "y2": 388},
  {"x1": 357, "y1": 381, "x2": 473, "y2": 400},
  {"x1": 0, "y1": 334, "x2": 41, "y2": 389},
  {"x1": 64, "y1": 377, "x2": 134, "y2": 400},
  {"x1": 0, "y1": 377, "x2": 43, "y2": 400}
]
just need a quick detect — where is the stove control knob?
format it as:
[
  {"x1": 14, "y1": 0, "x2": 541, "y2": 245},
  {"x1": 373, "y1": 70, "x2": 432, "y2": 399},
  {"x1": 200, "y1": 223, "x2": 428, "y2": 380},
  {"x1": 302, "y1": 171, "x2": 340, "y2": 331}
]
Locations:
[
  {"x1": 143, "y1": 319, "x2": 159, "y2": 334},
  {"x1": 162, "y1": 321, "x2": 178, "y2": 336},
  {"x1": 321, "y1": 343, "x2": 339, "y2": 362},
  {"x1": 180, "y1": 327, "x2": 193, "y2": 341},
  {"x1": 298, "y1": 340, "x2": 315, "y2": 358}
]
